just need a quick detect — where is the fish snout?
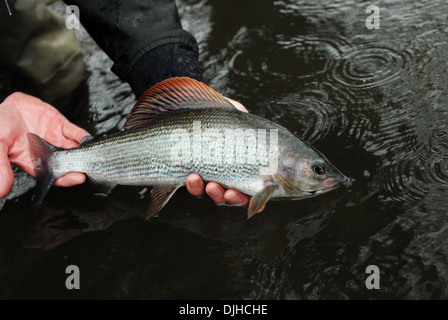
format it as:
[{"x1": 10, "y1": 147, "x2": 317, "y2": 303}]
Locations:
[{"x1": 323, "y1": 174, "x2": 348, "y2": 189}]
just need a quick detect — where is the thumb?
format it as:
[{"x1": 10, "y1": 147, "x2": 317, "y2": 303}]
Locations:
[
  {"x1": 62, "y1": 120, "x2": 90, "y2": 146},
  {"x1": 0, "y1": 145, "x2": 14, "y2": 199}
]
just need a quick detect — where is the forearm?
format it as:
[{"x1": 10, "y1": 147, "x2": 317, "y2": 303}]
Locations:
[
  {"x1": 63, "y1": 0, "x2": 204, "y2": 97},
  {"x1": 128, "y1": 43, "x2": 204, "y2": 98}
]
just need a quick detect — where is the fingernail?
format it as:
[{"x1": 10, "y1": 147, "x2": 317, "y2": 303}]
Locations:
[
  {"x1": 209, "y1": 188, "x2": 223, "y2": 198},
  {"x1": 229, "y1": 192, "x2": 243, "y2": 205},
  {"x1": 190, "y1": 180, "x2": 200, "y2": 189}
]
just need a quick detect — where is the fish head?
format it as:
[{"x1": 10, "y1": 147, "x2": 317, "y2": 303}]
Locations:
[{"x1": 275, "y1": 149, "x2": 348, "y2": 197}]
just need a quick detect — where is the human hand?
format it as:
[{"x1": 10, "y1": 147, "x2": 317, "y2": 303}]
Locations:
[
  {"x1": 186, "y1": 98, "x2": 263, "y2": 211},
  {"x1": 0, "y1": 92, "x2": 89, "y2": 198}
]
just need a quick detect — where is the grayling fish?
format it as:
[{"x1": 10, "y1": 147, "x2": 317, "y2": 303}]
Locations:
[{"x1": 28, "y1": 77, "x2": 347, "y2": 219}]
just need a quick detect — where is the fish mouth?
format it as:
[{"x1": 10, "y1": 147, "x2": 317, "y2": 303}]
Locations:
[
  {"x1": 323, "y1": 175, "x2": 349, "y2": 190},
  {"x1": 304, "y1": 175, "x2": 348, "y2": 195}
]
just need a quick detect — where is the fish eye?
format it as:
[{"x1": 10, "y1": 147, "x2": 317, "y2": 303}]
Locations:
[{"x1": 311, "y1": 160, "x2": 326, "y2": 175}]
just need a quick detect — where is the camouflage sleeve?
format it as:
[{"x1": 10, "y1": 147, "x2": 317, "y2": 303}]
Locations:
[{"x1": 0, "y1": 0, "x2": 87, "y2": 104}]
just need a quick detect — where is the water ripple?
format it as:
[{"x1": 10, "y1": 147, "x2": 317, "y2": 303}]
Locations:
[
  {"x1": 327, "y1": 44, "x2": 414, "y2": 94},
  {"x1": 285, "y1": 92, "x2": 340, "y2": 143},
  {"x1": 422, "y1": 130, "x2": 448, "y2": 187},
  {"x1": 381, "y1": 153, "x2": 430, "y2": 203},
  {"x1": 380, "y1": 128, "x2": 448, "y2": 203},
  {"x1": 276, "y1": 35, "x2": 352, "y2": 79}
]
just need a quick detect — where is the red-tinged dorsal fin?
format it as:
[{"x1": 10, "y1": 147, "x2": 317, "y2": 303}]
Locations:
[{"x1": 123, "y1": 77, "x2": 235, "y2": 130}]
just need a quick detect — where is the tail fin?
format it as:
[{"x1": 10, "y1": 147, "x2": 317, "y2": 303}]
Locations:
[{"x1": 27, "y1": 133, "x2": 62, "y2": 205}]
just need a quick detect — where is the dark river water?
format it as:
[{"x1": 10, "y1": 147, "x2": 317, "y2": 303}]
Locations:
[{"x1": 1, "y1": 0, "x2": 448, "y2": 299}]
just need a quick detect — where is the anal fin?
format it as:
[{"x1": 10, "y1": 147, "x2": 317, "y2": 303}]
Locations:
[
  {"x1": 247, "y1": 182, "x2": 277, "y2": 219},
  {"x1": 147, "y1": 184, "x2": 182, "y2": 219}
]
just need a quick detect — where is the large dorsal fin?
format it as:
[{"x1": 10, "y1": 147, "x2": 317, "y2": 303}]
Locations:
[{"x1": 123, "y1": 77, "x2": 235, "y2": 130}]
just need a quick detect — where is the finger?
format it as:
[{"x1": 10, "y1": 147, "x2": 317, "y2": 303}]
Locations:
[
  {"x1": 225, "y1": 97, "x2": 248, "y2": 113},
  {"x1": 0, "y1": 147, "x2": 14, "y2": 198},
  {"x1": 54, "y1": 172, "x2": 86, "y2": 187},
  {"x1": 62, "y1": 120, "x2": 90, "y2": 146},
  {"x1": 223, "y1": 189, "x2": 250, "y2": 207},
  {"x1": 186, "y1": 174, "x2": 205, "y2": 197},
  {"x1": 205, "y1": 182, "x2": 226, "y2": 204}
]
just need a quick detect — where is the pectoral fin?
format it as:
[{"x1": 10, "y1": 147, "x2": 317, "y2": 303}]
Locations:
[
  {"x1": 86, "y1": 176, "x2": 117, "y2": 196},
  {"x1": 247, "y1": 182, "x2": 277, "y2": 219},
  {"x1": 147, "y1": 184, "x2": 182, "y2": 219}
]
